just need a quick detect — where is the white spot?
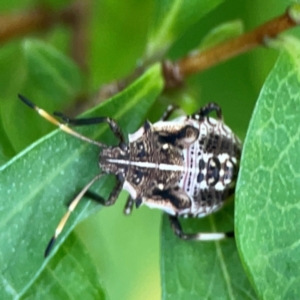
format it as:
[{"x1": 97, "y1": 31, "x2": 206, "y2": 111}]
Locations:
[
  {"x1": 197, "y1": 212, "x2": 207, "y2": 218},
  {"x1": 124, "y1": 207, "x2": 131, "y2": 215},
  {"x1": 199, "y1": 181, "x2": 209, "y2": 189},
  {"x1": 215, "y1": 181, "x2": 226, "y2": 191},
  {"x1": 208, "y1": 177, "x2": 215, "y2": 184},
  {"x1": 217, "y1": 153, "x2": 230, "y2": 164},
  {"x1": 158, "y1": 183, "x2": 164, "y2": 190},
  {"x1": 162, "y1": 143, "x2": 169, "y2": 150},
  {"x1": 224, "y1": 177, "x2": 232, "y2": 185},
  {"x1": 226, "y1": 160, "x2": 234, "y2": 168},
  {"x1": 210, "y1": 159, "x2": 216, "y2": 167},
  {"x1": 231, "y1": 157, "x2": 237, "y2": 164}
]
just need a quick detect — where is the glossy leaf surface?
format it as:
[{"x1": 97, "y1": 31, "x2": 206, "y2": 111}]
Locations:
[
  {"x1": 0, "y1": 64, "x2": 163, "y2": 299},
  {"x1": 147, "y1": 0, "x2": 224, "y2": 58},
  {"x1": 161, "y1": 202, "x2": 257, "y2": 300},
  {"x1": 236, "y1": 36, "x2": 300, "y2": 299}
]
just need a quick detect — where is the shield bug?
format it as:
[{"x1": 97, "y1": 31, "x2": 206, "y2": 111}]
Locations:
[{"x1": 18, "y1": 94, "x2": 241, "y2": 257}]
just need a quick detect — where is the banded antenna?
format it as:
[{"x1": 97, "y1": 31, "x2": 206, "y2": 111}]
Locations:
[
  {"x1": 18, "y1": 94, "x2": 107, "y2": 148},
  {"x1": 18, "y1": 94, "x2": 107, "y2": 256}
]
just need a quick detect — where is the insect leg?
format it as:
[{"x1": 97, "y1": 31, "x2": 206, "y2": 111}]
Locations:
[
  {"x1": 168, "y1": 215, "x2": 234, "y2": 241},
  {"x1": 83, "y1": 180, "x2": 123, "y2": 207},
  {"x1": 44, "y1": 172, "x2": 105, "y2": 257},
  {"x1": 103, "y1": 180, "x2": 123, "y2": 206},
  {"x1": 54, "y1": 112, "x2": 125, "y2": 143},
  {"x1": 193, "y1": 102, "x2": 223, "y2": 121},
  {"x1": 123, "y1": 195, "x2": 134, "y2": 215},
  {"x1": 160, "y1": 105, "x2": 179, "y2": 121},
  {"x1": 54, "y1": 112, "x2": 110, "y2": 126},
  {"x1": 82, "y1": 190, "x2": 105, "y2": 203},
  {"x1": 85, "y1": 187, "x2": 136, "y2": 215}
]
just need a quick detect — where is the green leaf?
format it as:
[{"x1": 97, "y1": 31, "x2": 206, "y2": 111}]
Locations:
[
  {"x1": 0, "y1": 151, "x2": 9, "y2": 166},
  {"x1": 0, "y1": 64, "x2": 163, "y2": 299},
  {"x1": 198, "y1": 19, "x2": 243, "y2": 52},
  {"x1": 38, "y1": 0, "x2": 73, "y2": 10},
  {"x1": 0, "y1": 118, "x2": 15, "y2": 159},
  {"x1": 161, "y1": 202, "x2": 257, "y2": 300},
  {"x1": 146, "y1": 0, "x2": 224, "y2": 59},
  {"x1": 236, "y1": 36, "x2": 300, "y2": 299},
  {"x1": 0, "y1": 43, "x2": 27, "y2": 154},
  {"x1": 23, "y1": 39, "x2": 82, "y2": 103},
  {"x1": 21, "y1": 232, "x2": 106, "y2": 299},
  {"x1": 0, "y1": 40, "x2": 83, "y2": 153}
]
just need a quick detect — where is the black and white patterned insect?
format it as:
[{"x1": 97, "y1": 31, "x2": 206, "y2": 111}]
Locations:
[{"x1": 18, "y1": 94, "x2": 241, "y2": 257}]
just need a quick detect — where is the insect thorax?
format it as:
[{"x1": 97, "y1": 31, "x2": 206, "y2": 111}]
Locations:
[{"x1": 99, "y1": 116, "x2": 241, "y2": 218}]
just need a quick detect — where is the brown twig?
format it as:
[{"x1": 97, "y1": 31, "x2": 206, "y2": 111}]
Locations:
[
  {"x1": 163, "y1": 5, "x2": 300, "y2": 88},
  {"x1": 60, "y1": 0, "x2": 91, "y2": 71},
  {"x1": 0, "y1": 1, "x2": 90, "y2": 70},
  {"x1": 0, "y1": 8, "x2": 54, "y2": 44}
]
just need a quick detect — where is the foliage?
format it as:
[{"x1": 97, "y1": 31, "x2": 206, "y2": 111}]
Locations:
[
  {"x1": 0, "y1": 0, "x2": 300, "y2": 299},
  {"x1": 235, "y1": 36, "x2": 300, "y2": 300}
]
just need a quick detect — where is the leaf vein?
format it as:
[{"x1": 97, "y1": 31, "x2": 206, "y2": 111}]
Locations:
[{"x1": 210, "y1": 216, "x2": 235, "y2": 300}]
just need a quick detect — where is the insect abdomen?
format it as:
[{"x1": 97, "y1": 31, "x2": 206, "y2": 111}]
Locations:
[{"x1": 179, "y1": 118, "x2": 241, "y2": 217}]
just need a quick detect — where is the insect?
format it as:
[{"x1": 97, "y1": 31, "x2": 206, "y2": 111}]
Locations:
[{"x1": 18, "y1": 94, "x2": 241, "y2": 257}]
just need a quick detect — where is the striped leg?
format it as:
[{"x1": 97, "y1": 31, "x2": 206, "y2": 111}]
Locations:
[
  {"x1": 160, "y1": 105, "x2": 179, "y2": 121},
  {"x1": 168, "y1": 215, "x2": 234, "y2": 241},
  {"x1": 193, "y1": 102, "x2": 223, "y2": 121},
  {"x1": 44, "y1": 177, "x2": 122, "y2": 257},
  {"x1": 44, "y1": 173, "x2": 104, "y2": 257},
  {"x1": 123, "y1": 195, "x2": 134, "y2": 215},
  {"x1": 84, "y1": 180, "x2": 123, "y2": 207},
  {"x1": 54, "y1": 111, "x2": 125, "y2": 143}
]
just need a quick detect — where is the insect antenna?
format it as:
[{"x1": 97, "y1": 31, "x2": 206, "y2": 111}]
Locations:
[
  {"x1": 44, "y1": 172, "x2": 105, "y2": 257},
  {"x1": 18, "y1": 94, "x2": 107, "y2": 148}
]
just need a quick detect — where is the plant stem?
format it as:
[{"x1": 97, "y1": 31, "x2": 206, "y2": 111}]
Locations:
[
  {"x1": 0, "y1": 8, "x2": 54, "y2": 44},
  {"x1": 0, "y1": 1, "x2": 90, "y2": 70},
  {"x1": 163, "y1": 5, "x2": 300, "y2": 88}
]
